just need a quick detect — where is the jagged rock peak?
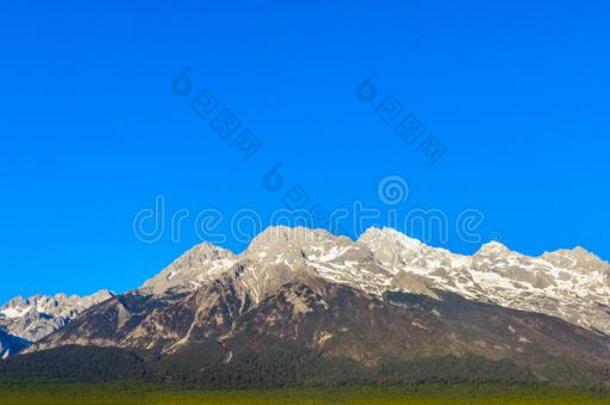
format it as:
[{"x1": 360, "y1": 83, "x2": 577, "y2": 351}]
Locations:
[
  {"x1": 169, "y1": 242, "x2": 235, "y2": 263},
  {"x1": 1, "y1": 290, "x2": 114, "y2": 318},
  {"x1": 358, "y1": 226, "x2": 422, "y2": 248},
  {"x1": 476, "y1": 240, "x2": 512, "y2": 256},
  {"x1": 0, "y1": 290, "x2": 115, "y2": 344},
  {"x1": 248, "y1": 226, "x2": 343, "y2": 249},
  {"x1": 141, "y1": 242, "x2": 236, "y2": 294},
  {"x1": 548, "y1": 245, "x2": 603, "y2": 260},
  {"x1": 541, "y1": 246, "x2": 609, "y2": 274}
]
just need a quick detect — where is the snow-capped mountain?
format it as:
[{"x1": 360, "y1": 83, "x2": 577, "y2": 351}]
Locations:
[
  {"x1": 0, "y1": 290, "x2": 114, "y2": 343},
  {"x1": 10, "y1": 227, "x2": 610, "y2": 387},
  {"x1": 142, "y1": 226, "x2": 610, "y2": 336},
  {"x1": 360, "y1": 227, "x2": 610, "y2": 335}
]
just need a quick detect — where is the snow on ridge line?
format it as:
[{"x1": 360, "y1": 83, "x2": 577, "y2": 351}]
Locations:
[{"x1": 141, "y1": 225, "x2": 610, "y2": 335}]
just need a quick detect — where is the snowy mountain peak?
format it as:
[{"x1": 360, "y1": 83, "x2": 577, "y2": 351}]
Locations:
[
  {"x1": 173, "y1": 242, "x2": 234, "y2": 263},
  {"x1": 249, "y1": 226, "x2": 341, "y2": 250},
  {"x1": 561, "y1": 246, "x2": 603, "y2": 262},
  {"x1": 0, "y1": 290, "x2": 114, "y2": 343},
  {"x1": 476, "y1": 240, "x2": 511, "y2": 256},
  {"x1": 141, "y1": 242, "x2": 235, "y2": 294},
  {"x1": 0, "y1": 291, "x2": 114, "y2": 319},
  {"x1": 358, "y1": 226, "x2": 422, "y2": 249},
  {"x1": 541, "y1": 246, "x2": 610, "y2": 275}
]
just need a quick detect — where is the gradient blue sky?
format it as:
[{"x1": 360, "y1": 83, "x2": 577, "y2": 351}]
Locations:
[{"x1": 0, "y1": 0, "x2": 609, "y2": 302}]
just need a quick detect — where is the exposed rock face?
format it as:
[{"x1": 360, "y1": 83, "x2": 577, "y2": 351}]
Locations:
[
  {"x1": 23, "y1": 275, "x2": 610, "y2": 386},
  {"x1": 141, "y1": 244, "x2": 235, "y2": 295},
  {"x1": 0, "y1": 290, "x2": 114, "y2": 344}
]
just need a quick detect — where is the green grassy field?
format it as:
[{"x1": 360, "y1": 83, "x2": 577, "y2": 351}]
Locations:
[{"x1": 0, "y1": 385, "x2": 609, "y2": 405}]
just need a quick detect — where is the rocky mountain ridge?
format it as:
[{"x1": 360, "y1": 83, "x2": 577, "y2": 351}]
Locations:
[
  {"x1": 0, "y1": 290, "x2": 114, "y2": 356},
  {"x1": 142, "y1": 226, "x2": 610, "y2": 336}
]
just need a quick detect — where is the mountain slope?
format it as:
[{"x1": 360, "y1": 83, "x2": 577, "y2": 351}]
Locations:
[
  {"x1": 14, "y1": 276, "x2": 610, "y2": 386},
  {"x1": 0, "y1": 329, "x2": 29, "y2": 360}
]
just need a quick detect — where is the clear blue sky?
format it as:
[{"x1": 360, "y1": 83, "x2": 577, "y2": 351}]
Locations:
[{"x1": 0, "y1": 0, "x2": 609, "y2": 302}]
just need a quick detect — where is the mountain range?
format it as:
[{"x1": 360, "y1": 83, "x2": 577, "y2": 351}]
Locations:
[
  {"x1": 0, "y1": 291, "x2": 113, "y2": 358},
  {"x1": 1, "y1": 226, "x2": 609, "y2": 388}
]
